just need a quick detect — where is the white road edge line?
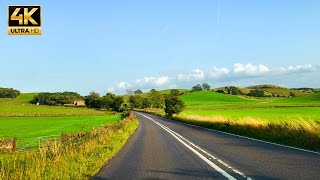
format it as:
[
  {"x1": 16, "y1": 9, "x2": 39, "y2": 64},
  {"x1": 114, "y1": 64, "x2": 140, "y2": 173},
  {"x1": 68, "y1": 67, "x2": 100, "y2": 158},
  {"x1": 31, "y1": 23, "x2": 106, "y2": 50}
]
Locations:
[
  {"x1": 137, "y1": 112, "x2": 252, "y2": 180},
  {"x1": 157, "y1": 115, "x2": 320, "y2": 155}
]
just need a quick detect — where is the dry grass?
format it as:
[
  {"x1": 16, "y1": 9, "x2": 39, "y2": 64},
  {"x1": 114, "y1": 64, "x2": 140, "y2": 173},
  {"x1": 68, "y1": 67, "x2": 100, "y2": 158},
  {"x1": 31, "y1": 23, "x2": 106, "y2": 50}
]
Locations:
[{"x1": 174, "y1": 114, "x2": 320, "y2": 151}]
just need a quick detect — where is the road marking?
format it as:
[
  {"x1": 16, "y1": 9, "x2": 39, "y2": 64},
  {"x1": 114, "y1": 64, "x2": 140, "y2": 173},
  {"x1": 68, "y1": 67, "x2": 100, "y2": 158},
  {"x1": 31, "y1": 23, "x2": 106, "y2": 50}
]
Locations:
[
  {"x1": 137, "y1": 112, "x2": 252, "y2": 180},
  {"x1": 154, "y1": 114, "x2": 320, "y2": 155}
]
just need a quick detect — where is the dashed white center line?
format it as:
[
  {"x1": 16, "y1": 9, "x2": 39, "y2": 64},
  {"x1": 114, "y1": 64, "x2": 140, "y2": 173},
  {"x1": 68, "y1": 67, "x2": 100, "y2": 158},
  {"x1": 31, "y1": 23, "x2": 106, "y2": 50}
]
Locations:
[{"x1": 137, "y1": 113, "x2": 252, "y2": 180}]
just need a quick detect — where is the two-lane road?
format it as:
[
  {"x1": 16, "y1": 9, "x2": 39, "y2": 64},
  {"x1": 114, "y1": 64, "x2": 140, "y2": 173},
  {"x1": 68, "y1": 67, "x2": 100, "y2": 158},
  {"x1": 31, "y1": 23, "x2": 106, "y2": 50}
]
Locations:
[{"x1": 94, "y1": 112, "x2": 320, "y2": 179}]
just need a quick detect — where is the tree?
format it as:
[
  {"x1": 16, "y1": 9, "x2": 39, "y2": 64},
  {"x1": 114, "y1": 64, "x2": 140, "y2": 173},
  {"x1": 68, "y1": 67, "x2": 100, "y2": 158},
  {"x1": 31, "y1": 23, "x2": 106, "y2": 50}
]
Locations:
[
  {"x1": 192, "y1": 84, "x2": 203, "y2": 92},
  {"x1": 32, "y1": 91, "x2": 82, "y2": 105},
  {"x1": 128, "y1": 95, "x2": 143, "y2": 109},
  {"x1": 84, "y1": 92, "x2": 102, "y2": 108},
  {"x1": 134, "y1": 89, "x2": 143, "y2": 94},
  {"x1": 148, "y1": 89, "x2": 164, "y2": 108},
  {"x1": 101, "y1": 93, "x2": 116, "y2": 109},
  {"x1": 224, "y1": 86, "x2": 240, "y2": 95},
  {"x1": 0, "y1": 88, "x2": 20, "y2": 98},
  {"x1": 289, "y1": 92, "x2": 296, "y2": 97},
  {"x1": 112, "y1": 96, "x2": 124, "y2": 111},
  {"x1": 202, "y1": 83, "x2": 211, "y2": 90},
  {"x1": 216, "y1": 90, "x2": 224, "y2": 93},
  {"x1": 170, "y1": 89, "x2": 180, "y2": 96},
  {"x1": 248, "y1": 89, "x2": 265, "y2": 97},
  {"x1": 141, "y1": 97, "x2": 151, "y2": 109},
  {"x1": 164, "y1": 95, "x2": 185, "y2": 117}
]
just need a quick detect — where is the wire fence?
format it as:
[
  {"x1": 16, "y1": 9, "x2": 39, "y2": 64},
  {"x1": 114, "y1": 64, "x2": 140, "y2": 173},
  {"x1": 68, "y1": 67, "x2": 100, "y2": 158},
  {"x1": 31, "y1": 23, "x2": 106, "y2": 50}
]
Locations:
[{"x1": 18, "y1": 135, "x2": 60, "y2": 152}]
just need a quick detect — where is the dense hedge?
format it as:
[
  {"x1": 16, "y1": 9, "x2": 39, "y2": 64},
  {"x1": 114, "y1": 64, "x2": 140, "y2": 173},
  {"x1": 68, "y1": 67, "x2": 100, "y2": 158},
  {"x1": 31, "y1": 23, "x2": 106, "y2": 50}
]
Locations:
[
  {"x1": 0, "y1": 88, "x2": 20, "y2": 98},
  {"x1": 32, "y1": 92, "x2": 82, "y2": 106}
]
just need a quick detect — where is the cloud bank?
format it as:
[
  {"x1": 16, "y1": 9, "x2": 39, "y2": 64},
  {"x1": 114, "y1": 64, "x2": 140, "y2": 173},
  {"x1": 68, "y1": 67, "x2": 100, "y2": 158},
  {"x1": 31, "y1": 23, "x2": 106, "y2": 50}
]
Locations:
[{"x1": 107, "y1": 63, "x2": 320, "y2": 94}]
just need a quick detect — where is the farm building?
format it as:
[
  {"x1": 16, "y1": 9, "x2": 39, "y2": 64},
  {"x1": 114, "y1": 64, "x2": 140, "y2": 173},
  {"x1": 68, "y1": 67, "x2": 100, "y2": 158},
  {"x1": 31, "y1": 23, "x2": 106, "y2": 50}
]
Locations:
[{"x1": 73, "y1": 100, "x2": 85, "y2": 106}]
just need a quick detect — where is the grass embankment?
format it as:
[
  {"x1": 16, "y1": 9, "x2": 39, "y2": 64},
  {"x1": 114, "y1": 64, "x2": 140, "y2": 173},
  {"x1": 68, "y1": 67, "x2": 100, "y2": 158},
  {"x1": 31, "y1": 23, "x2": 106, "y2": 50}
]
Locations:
[
  {"x1": 143, "y1": 91, "x2": 320, "y2": 151},
  {"x1": 0, "y1": 113, "x2": 139, "y2": 179}
]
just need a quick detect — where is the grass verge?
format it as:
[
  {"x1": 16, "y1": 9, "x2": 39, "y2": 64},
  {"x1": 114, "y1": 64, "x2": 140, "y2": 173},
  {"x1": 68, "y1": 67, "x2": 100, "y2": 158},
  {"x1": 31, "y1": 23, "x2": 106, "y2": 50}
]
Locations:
[
  {"x1": 0, "y1": 112, "x2": 139, "y2": 179},
  {"x1": 142, "y1": 109, "x2": 320, "y2": 152}
]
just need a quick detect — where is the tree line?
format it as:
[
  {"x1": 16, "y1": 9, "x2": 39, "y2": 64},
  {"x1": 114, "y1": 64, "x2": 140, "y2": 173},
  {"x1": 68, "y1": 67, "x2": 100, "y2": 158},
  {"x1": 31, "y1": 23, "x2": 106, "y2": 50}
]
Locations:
[
  {"x1": 0, "y1": 88, "x2": 20, "y2": 98},
  {"x1": 127, "y1": 89, "x2": 185, "y2": 117}
]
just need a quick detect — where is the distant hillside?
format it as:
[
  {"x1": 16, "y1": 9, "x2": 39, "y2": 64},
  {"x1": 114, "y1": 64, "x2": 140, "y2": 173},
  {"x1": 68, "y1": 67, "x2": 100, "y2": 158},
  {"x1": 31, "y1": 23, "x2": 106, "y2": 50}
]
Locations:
[
  {"x1": 180, "y1": 91, "x2": 251, "y2": 104},
  {"x1": 246, "y1": 84, "x2": 287, "y2": 89},
  {"x1": 214, "y1": 84, "x2": 311, "y2": 97},
  {"x1": 0, "y1": 93, "x2": 36, "y2": 104},
  {"x1": 139, "y1": 89, "x2": 190, "y2": 97},
  {"x1": 278, "y1": 92, "x2": 320, "y2": 103}
]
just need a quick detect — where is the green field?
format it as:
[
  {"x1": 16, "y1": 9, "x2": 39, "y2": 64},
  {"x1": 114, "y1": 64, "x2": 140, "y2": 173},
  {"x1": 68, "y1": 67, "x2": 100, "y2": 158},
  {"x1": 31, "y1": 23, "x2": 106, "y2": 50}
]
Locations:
[
  {"x1": 0, "y1": 93, "x2": 123, "y2": 149},
  {"x1": 145, "y1": 90, "x2": 320, "y2": 151},
  {"x1": 0, "y1": 115, "x2": 122, "y2": 148}
]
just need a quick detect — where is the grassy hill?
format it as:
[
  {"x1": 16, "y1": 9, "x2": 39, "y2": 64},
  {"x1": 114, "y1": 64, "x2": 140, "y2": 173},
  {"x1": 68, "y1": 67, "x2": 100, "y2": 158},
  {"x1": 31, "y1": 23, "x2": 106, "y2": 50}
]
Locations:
[
  {"x1": 139, "y1": 89, "x2": 190, "y2": 97},
  {"x1": 277, "y1": 92, "x2": 320, "y2": 104},
  {"x1": 246, "y1": 84, "x2": 310, "y2": 97},
  {"x1": 0, "y1": 93, "x2": 36, "y2": 104},
  {"x1": 180, "y1": 91, "x2": 251, "y2": 105},
  {"x1": 214, "y1": 84, "x2": 311, "y2": 97}
]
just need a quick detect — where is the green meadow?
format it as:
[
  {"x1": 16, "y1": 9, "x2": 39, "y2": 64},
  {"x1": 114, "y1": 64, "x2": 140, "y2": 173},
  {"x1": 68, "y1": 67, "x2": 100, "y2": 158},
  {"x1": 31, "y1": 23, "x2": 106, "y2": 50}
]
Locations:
[
  {"x1": 144, "y1": 89, "x2": 320, "y2": 151},
  {"x1": 0, "y1": 116, "x2": 122, "y2": 148},
  {"x1": 180, "y1": 91, "x2": 320, "y2": 123},
  {"x1": 0, "y1": 93, "x2": 123, "y2": 149}
]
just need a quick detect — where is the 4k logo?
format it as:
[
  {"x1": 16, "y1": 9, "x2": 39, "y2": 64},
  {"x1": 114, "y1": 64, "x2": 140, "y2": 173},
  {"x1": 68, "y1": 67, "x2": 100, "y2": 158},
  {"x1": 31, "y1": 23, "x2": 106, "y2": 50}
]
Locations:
[{"x1": 8, "y1": 5, "x2": 42, "y2": 35}]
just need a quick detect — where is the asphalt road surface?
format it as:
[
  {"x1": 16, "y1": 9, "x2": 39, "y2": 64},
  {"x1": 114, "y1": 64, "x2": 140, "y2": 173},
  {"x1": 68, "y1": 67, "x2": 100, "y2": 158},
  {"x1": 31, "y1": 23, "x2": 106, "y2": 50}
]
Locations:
[{"x1": 94, "y1": 112, "x2": 320, "y2": 180}]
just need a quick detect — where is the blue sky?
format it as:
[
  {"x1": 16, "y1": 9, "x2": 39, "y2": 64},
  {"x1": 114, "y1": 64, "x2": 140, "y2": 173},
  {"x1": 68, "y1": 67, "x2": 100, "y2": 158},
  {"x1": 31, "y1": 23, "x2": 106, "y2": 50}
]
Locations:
[{"x1": 1, "y1": 0, "x2": 320, "y2": 95}]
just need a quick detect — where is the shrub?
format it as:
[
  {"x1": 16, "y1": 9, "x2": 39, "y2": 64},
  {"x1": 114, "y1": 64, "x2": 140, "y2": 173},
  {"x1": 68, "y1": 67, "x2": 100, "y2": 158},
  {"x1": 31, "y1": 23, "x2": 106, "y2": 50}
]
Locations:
[
  {"x1": 33, "y1": 92, "x2": 82, "y2": 106},
  {"x1": 0, "y1": 88, "x2": 20, "y2": 98}
]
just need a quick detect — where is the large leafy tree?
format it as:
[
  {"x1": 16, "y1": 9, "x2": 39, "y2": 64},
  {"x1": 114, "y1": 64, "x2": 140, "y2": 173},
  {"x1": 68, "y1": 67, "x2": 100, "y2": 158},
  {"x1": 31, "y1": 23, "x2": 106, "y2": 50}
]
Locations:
[
  {"x1": 164, "y1": 94, "x2": 185, "y2": 117},
  {"x1": 148, "y1": 89, "x2": 164, "y2": 108},
  {"x1": 202, "y1": 83, "x2": 211, "y2": 90},
  {"x1": 128, "y1": 95, "x2": 143, "y2": 109},
  {"x1": 192, "y1": 84, "x2": 203, "y2": 92},
  {"x1": 134, "y1": 89, "x2": 143, "y2": 94}
]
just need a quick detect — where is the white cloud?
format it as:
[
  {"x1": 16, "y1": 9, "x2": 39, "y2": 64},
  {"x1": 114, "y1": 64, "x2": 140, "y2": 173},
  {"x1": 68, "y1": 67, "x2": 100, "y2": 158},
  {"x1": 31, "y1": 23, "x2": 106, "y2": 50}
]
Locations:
[
  {"x1": 134, "y1": 76, "x2": 170, "y2": 87},
  {"x1": 209, "y1": 67, "x2": 230, "y2": 79},
  {"x1": 177, "y1": 69, "x2": 205, "y2": 81},
  {"x1": 287, "y1": 64, "x2": 315, "y2": 72},
  {"x1": 116, "y1": 82, "x2": 131, "y2": 89},
  {"x1": 154, "y1": 76, "x2": 170, "y2": 86},
  {"x1": 232, "y1": 63, "x2": 270, "y2": 76},
  {"x1": 110, "y1": 63, "x2": 320, "y2": 94}
]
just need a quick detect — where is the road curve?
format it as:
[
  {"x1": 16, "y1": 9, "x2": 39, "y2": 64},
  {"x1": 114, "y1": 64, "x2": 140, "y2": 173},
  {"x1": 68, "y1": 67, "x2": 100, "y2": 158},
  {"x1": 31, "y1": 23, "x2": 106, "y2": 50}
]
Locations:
[{"x1": 94, "y1": 112, "x2": 320, "y2": 180}]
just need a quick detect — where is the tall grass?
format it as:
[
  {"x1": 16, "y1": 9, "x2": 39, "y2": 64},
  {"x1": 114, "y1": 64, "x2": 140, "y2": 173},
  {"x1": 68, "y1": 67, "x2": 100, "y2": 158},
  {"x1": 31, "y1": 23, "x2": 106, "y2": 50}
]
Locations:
[
  {"x1": 177, "y1": 115, "x2": 320, "y2": 151},
  {"x1": 0, "y1": 113, "x2": 138, "y2": 179},
  {"x1": 143, "y1": 109, "x2": 320, "y2": 151}
]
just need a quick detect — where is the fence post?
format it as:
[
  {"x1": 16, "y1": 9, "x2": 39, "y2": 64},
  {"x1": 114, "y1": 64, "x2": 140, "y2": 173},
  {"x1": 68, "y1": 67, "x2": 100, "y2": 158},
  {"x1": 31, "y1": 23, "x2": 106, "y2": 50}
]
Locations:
[{"x1": 12, "y1": 138, "x2": 16, "y2": 152}]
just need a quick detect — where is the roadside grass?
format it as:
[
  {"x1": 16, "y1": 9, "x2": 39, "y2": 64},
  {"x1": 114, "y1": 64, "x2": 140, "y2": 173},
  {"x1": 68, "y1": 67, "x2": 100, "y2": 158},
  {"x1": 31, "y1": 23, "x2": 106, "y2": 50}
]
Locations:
[
  {"x1": 143, "y1": 108, "x2": 320, "y2": 151},
  {"x1": 0, "y1": 115, "x2": 123, "y2": 148},
  {"x1": 0, "y1": 113, "x2": 139, "y2": 179},
  {"x1": 173, "y1": 114, "x2": 320, "y2": 151}
]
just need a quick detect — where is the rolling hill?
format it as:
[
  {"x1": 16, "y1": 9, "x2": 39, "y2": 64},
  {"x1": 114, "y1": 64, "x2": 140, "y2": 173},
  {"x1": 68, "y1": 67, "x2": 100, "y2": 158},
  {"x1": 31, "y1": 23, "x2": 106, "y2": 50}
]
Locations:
[{"x1": 180, "y1": 91, "x2": 251, "y2": 104}]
